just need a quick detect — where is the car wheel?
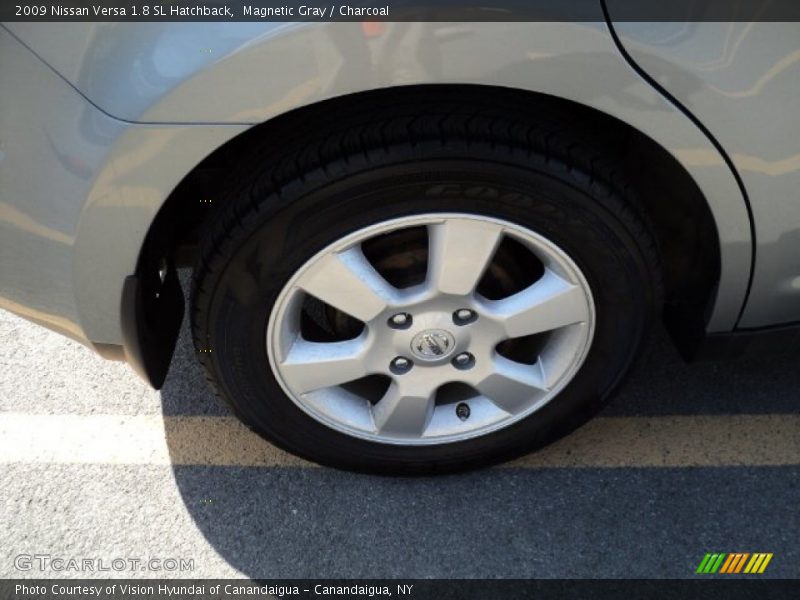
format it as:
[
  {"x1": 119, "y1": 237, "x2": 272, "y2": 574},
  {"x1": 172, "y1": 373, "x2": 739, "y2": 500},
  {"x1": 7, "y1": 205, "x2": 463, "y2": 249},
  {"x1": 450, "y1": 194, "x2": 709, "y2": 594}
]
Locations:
[{"x1": 191, "y1": 100, "x2": 661, "y2": 474}]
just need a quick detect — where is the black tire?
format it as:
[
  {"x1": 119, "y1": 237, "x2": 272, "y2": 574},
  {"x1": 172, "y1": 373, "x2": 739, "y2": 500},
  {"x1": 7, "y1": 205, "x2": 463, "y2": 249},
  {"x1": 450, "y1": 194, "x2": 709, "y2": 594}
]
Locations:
[{"x1": 191, "y1": 93, "x2": 662, "y2": 475}]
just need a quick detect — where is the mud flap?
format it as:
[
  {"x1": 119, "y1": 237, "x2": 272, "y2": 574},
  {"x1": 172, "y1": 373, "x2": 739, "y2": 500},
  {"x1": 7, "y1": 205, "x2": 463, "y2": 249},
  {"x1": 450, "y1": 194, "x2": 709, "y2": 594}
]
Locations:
[{"x1": 120, "y1": 266, "x2": 184, "y2": 389}]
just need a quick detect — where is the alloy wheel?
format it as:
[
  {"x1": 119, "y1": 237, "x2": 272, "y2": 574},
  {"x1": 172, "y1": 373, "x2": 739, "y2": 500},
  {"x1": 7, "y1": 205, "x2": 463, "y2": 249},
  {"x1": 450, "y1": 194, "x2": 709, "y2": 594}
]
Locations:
[{"x1": 267, "y1": 214, "x2": 595, "y2": 445}]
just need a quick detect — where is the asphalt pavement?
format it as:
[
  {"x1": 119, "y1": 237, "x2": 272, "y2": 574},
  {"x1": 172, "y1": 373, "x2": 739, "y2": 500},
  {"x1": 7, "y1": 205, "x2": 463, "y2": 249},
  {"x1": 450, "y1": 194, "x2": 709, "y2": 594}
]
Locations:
[{"x1": 1, "y1": 289, "x2": 798, "y2": 579}]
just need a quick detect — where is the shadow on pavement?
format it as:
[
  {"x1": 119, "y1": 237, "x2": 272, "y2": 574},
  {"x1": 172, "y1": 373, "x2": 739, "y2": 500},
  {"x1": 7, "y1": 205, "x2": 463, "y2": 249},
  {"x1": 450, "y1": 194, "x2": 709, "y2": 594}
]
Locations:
[{"x1": 159, "y1": 312, "x2": 800, "y2": 578}]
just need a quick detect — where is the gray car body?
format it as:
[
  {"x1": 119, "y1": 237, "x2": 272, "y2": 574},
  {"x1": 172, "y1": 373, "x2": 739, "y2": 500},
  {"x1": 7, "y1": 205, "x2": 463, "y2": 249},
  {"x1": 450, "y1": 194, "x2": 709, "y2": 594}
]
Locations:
[{"x1": 0, "y1": 18, "x2": 797, "y2": 378}]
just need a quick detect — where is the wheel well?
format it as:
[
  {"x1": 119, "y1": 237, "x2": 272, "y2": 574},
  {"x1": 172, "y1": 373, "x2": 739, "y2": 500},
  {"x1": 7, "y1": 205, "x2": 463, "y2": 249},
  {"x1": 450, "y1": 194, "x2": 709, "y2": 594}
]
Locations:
[{"x1": 139, "y1": 84, "x2": 721, "y2": 356}]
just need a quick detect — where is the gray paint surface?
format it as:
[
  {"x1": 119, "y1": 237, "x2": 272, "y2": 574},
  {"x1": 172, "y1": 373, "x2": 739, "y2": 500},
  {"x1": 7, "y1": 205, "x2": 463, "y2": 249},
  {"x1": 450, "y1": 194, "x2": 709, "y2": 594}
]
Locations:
[
  {"x1": 0, "y1": 27, "x2": 247, "y2": 345},
  {"x1": 2, "y1": 18, "x2": 796, "y2": 363},
  {"x1": 611, "y1": 21, "x2": 800, "y2": 327}
]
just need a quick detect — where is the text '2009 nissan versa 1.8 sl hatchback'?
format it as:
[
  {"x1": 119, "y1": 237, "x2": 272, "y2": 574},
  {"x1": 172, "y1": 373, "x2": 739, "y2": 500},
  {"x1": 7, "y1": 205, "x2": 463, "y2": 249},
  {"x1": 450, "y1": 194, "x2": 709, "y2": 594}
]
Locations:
[{"x1": 1, "y1": 6, "x2": 799, "y2": 474}]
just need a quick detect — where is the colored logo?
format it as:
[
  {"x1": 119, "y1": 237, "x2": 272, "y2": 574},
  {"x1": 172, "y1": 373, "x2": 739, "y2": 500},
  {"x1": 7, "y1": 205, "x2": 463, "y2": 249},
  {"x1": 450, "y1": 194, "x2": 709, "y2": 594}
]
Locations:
[{"x1": 696, "y1": 553, "x2": 773, "y2": 574}]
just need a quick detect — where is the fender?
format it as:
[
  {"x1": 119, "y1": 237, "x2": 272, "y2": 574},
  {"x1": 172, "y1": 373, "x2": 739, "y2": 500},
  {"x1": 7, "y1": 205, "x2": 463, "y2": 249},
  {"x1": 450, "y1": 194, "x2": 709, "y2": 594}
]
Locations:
[
  {"x1": 2, "y1": 20, "x2": 751, "y2": 349},
  {"x1": 606, "y1": 18, "x2": 800, "y2": 329}
]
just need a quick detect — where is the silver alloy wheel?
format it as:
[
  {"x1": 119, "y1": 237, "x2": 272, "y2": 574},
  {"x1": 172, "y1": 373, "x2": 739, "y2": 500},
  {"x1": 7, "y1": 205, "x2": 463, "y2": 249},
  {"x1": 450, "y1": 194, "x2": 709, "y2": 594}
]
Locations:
[{"x1": 266, "y1": 214, "x2": 595, "y2": 445}]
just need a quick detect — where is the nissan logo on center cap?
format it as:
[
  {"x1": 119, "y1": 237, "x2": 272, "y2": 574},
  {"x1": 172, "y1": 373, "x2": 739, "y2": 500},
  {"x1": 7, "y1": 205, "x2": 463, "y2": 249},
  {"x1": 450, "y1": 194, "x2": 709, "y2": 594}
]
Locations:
[{"x1": 410, "y1": 329, "x2": 456, "y2": 361}]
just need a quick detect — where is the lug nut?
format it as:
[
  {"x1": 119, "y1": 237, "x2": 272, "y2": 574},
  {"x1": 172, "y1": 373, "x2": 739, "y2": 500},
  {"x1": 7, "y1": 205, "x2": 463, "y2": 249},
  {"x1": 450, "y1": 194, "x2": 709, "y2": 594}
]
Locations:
[
  {"x1": 390, "y1": 356, "x2": 413, "y2": 374},
  {"x1": 452, "y1": 352, "x2": 475, "y2": 370},
  {"x1": 388, "y1": 313, "x2": 412, "y2": 329},
  {"x1": 453, "y1": 309, "x2": 477, "y2": 325}
]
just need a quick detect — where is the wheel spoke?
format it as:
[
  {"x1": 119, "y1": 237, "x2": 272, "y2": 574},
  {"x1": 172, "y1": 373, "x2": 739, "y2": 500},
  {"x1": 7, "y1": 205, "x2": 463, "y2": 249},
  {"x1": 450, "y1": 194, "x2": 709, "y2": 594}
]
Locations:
[
  {"x1": 474, "y1": 355, "x2": 547, "y2": 414},
  {"x1": 269, "y1": 213, "x2": 596, "y2": 445},
  {"x1": 279, "y1": 337, "x2": 369, "y2": 394},
  {"x1": 372, "y1": 381, "x2": 435, "y2": 437},
  {"x1": 427, "y1": 219, "x2": 503, "y2": 295},
  {"x1": 295, "y1": 246, "x2": 397, "y2": 322},
  {"x1": 487, "y1": 268, "x2": 589, "y2": 338}
]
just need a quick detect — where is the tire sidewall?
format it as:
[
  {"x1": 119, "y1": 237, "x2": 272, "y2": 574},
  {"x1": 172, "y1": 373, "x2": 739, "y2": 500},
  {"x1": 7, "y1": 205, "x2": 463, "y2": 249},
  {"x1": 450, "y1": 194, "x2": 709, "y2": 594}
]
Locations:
[{"x1": 198, "y1": 151, "x2": 654, "y2": 472}]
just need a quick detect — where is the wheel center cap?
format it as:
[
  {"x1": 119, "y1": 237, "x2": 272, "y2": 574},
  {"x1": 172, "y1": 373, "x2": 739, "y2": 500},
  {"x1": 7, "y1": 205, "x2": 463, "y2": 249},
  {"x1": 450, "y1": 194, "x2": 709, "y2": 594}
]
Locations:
[{"x1": 410, "y1": 329, "x2": 456, "y2": 361}]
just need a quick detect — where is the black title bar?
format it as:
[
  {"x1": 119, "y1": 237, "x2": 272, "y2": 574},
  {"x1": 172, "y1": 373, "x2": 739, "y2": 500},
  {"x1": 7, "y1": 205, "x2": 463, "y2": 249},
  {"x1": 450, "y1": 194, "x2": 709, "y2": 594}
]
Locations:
[
  {"x1": 4, "y1": 579, "x2": 800, "y2": 600},
  {"x1": 3, "y1": 0, "x2": 800, "y2": 22}
]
